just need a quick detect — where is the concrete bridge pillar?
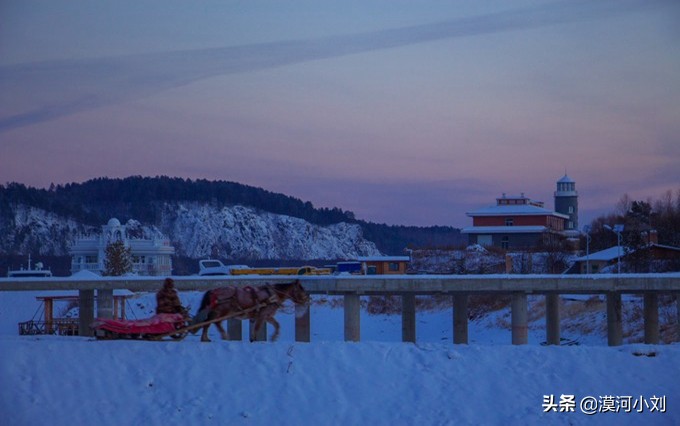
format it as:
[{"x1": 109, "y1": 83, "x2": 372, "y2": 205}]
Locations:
[
  {"x1": 97, "y1": 289, "x2": 113, "y2": 319},
  {"x1": 511, "y1": 293, "x2": 528, "y2": 345},
  {"x1": 453, "y1": 294, "x2": 468, "y2": 344},
  {"x1": 643, "y1": 293, "x2": 659, "y2": 344},
  {"x1": 227, "y1": 319, "x2": 242, "y2": 341},
  {"x1": 545, "y1": 294, "x2": 560, "y2": 345},
  {"x1": 295, "y1": 304, "x2": 311, "y2": 342},
  {"x1": 344, "y1": 293, "x2": 361, "y2": 342},
  {"x1": 402, "y1": 294, "x2": 416, "y2": 343},
  {"x1": 606, "y1": 292, "x2": 623, "y2": 346},
  {"x1": 78, "y1": 289, "x2": 95, "y2": 337}
]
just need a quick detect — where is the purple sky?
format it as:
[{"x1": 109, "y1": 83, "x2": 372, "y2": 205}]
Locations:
[{"x1": 1, "y1": 0, "x2": 678, "y2": 228}]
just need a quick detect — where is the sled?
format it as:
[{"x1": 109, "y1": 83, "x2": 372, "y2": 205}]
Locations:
[
  {"x1": 91, "y1": 313, "x2": 190, "y2": 340},
  {"x1": 90, "y1": 302, "x2": 270, "y2": 341}
]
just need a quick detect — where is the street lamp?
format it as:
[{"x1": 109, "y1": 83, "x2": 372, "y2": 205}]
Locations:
[
  {"x1": 583, "y1": 225, "x2": 591, "y2": 274},
  {"x1": 603, "y1": 224, "x2": 624, "y2": 274}
]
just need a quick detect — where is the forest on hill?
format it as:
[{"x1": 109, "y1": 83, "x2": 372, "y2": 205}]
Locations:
[{"x1": 0, "y1": 176, "x2": 462, "y2": 255}]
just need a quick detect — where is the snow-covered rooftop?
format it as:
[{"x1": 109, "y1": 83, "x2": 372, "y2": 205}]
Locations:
[
  {"x1": 557, "y1": 174, "x2": 575, "y2": 184},
  {"x1": 652, "y1": 244, "x2": 680, "y2": 252},
  {"x1": 573, "y1": 246, "x2": 624, "y2": 262},
  {"x1": 574, "y1": 244, "x2": 680, "y2": 262},
  {"x1": 466, "y1": 204, "x2": 569, "y2": 218}
]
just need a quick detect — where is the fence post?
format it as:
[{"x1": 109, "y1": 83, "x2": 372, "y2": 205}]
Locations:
[
  {"x1": 78, "y1": 289, "x2": 95, "y2": 337},
  {"x1": 643, "y1": 293, "x2": 659, "y2": 344},
  {"x1": 545, "y1": 294, "x2": 560, "y2": 345},
  {"x1": 295, "y1": 304, "x2": 311, "y2": 342},
  {"x1": 113, "y1": 297, "x2": 120, "y2": 320},
  {"x1": 44, "y1": 298, "x2": 54, "y2": 334},
  {"x1": 606, "y1": 292, "x2": 623, "y2": 346},
  {"x1": 453, "y1": 294, "x2": 468, "y2": 344},
  {"x1": 511, "y1": 293, "x2": 528, "y2": 345},
  {"x1": 344, "y1": 293, "x2": 361, "y2": 342},
  {"x1": 402, "y1": 294, "x2": 416, "y2": 343}
]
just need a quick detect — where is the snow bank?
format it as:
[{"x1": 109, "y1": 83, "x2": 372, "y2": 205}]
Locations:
[{"x1": 1, "y1": 336, "x2": 677, "y2": 426}]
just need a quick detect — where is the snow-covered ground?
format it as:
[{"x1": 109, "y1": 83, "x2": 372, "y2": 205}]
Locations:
[{"x1": 1, "y1": 290, "x2": 678, "y2": 425}]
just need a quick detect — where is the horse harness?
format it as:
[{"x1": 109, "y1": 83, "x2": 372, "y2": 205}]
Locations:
[{"x1": 209, "y1": 284, "x2": 282, "y2": 312}]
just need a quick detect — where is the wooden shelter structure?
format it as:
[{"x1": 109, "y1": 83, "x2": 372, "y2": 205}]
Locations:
[{"x1": 18, "y1": 293, "x2": 129, "y2": 336}]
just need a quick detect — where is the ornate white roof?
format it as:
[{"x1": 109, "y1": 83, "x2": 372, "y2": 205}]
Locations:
[{"x1": 107, "y1": 218, "x2": 121, "y2": 227}]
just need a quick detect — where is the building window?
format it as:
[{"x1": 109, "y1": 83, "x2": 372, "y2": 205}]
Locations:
[
  {"x1": 477, "y1": 235, "x2": 492, "y2": 246},
  {"x1": 501, "y1": 236, "x2": 509, "y2": 249},
  {"x1": 505, "y1": 218, "x2": 514, "y2": 226},
  {"x1": 568, "y1": 206, "x2": 574, "y2": 214},
  {"x1": 568, "y1": 221, "x2": 574, "y2": 229},
  {"x1": 388, "y1": 262, "x2": 400, "y2": 272}
]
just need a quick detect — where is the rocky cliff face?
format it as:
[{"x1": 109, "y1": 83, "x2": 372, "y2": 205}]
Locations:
[
  {"x1": 159, "y1": 202, "x2": 380, "y2": 259},
  {"x1": 0, "y1": 205, "x2": 91, "y2": 255},
  {"x1": 1, "y1": 202, "x2": 381, "y2": 260}
]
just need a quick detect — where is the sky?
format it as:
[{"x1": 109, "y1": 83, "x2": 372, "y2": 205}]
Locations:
[
  {"x1": 1, "y1": 290, "x2": 679, "y2": 425},
  {"x1": 1, "y1": 0, "x2": 679, "y2": 228}
]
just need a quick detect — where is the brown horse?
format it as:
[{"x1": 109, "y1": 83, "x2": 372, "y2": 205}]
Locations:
[{"x1": 195, "y1": 280, "x2": 309, "y2": 342}]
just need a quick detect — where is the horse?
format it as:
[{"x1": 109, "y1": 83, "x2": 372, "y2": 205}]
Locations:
[{"x1": 195, "y1": 280, "x2": 309, "y2": 342}]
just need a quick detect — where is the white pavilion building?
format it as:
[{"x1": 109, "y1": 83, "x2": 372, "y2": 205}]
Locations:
[{"x1": 70, "y1": 218, "x2": 175, "y2": 276}]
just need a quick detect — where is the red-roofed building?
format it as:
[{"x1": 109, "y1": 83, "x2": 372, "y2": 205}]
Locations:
[
  {"x1": 461, "y1": 175, "x2": 579, "y2": 249},
  {"x1": 461, "y1": 193, "x2": 569, "y2": 249}
]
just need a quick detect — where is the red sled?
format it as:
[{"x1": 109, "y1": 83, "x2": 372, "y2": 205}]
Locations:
[{"x1": 91, "y1": 313, "x2": 189, "y2": 340}]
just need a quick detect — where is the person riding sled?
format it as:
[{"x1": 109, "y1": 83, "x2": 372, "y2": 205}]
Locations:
[{"x1": 156, "y1": 277, "x2": 189, "y2": 318}]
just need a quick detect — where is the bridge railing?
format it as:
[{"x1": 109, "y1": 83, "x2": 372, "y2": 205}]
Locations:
[{"x1": 1, "y1": 274, "x2": 679, "y2": 345}]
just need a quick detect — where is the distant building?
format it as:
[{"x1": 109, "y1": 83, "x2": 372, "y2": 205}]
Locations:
[
  {"x1": 7, "y1": 255, "x2": 52, "y2": 278},
  {"x1": 554, "y1": 174, "x2": 579, "y2": 236},
  {"x1": 70, "y1": 218, "x2": 175, "y2": 276},
  {"x1": 461, "y1": 193, "x2": 569, "y2": 250},
  {"x1": 572, "y1": 231, "x2": 680, "y2": 273},
  {"x1": 571, "y1": 245, "x2": 624, "y2": 274},
  {"x1": 357, "y1": 256, "x2": 410, "y2": 275},
  {"x1": 461, "y1": 175, "x2": 580, "y2": 250}
]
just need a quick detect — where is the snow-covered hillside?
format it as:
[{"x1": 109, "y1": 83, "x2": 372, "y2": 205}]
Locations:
[
  {"x1": 0, "y1": 205, "x2": 92, "y2": 255},
  {"x1": 160, "y1": 203, "x2": 380, "y2": 259},
  {"x1": 0, "y1": 203, "x2": 381, "y2": 260}
]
